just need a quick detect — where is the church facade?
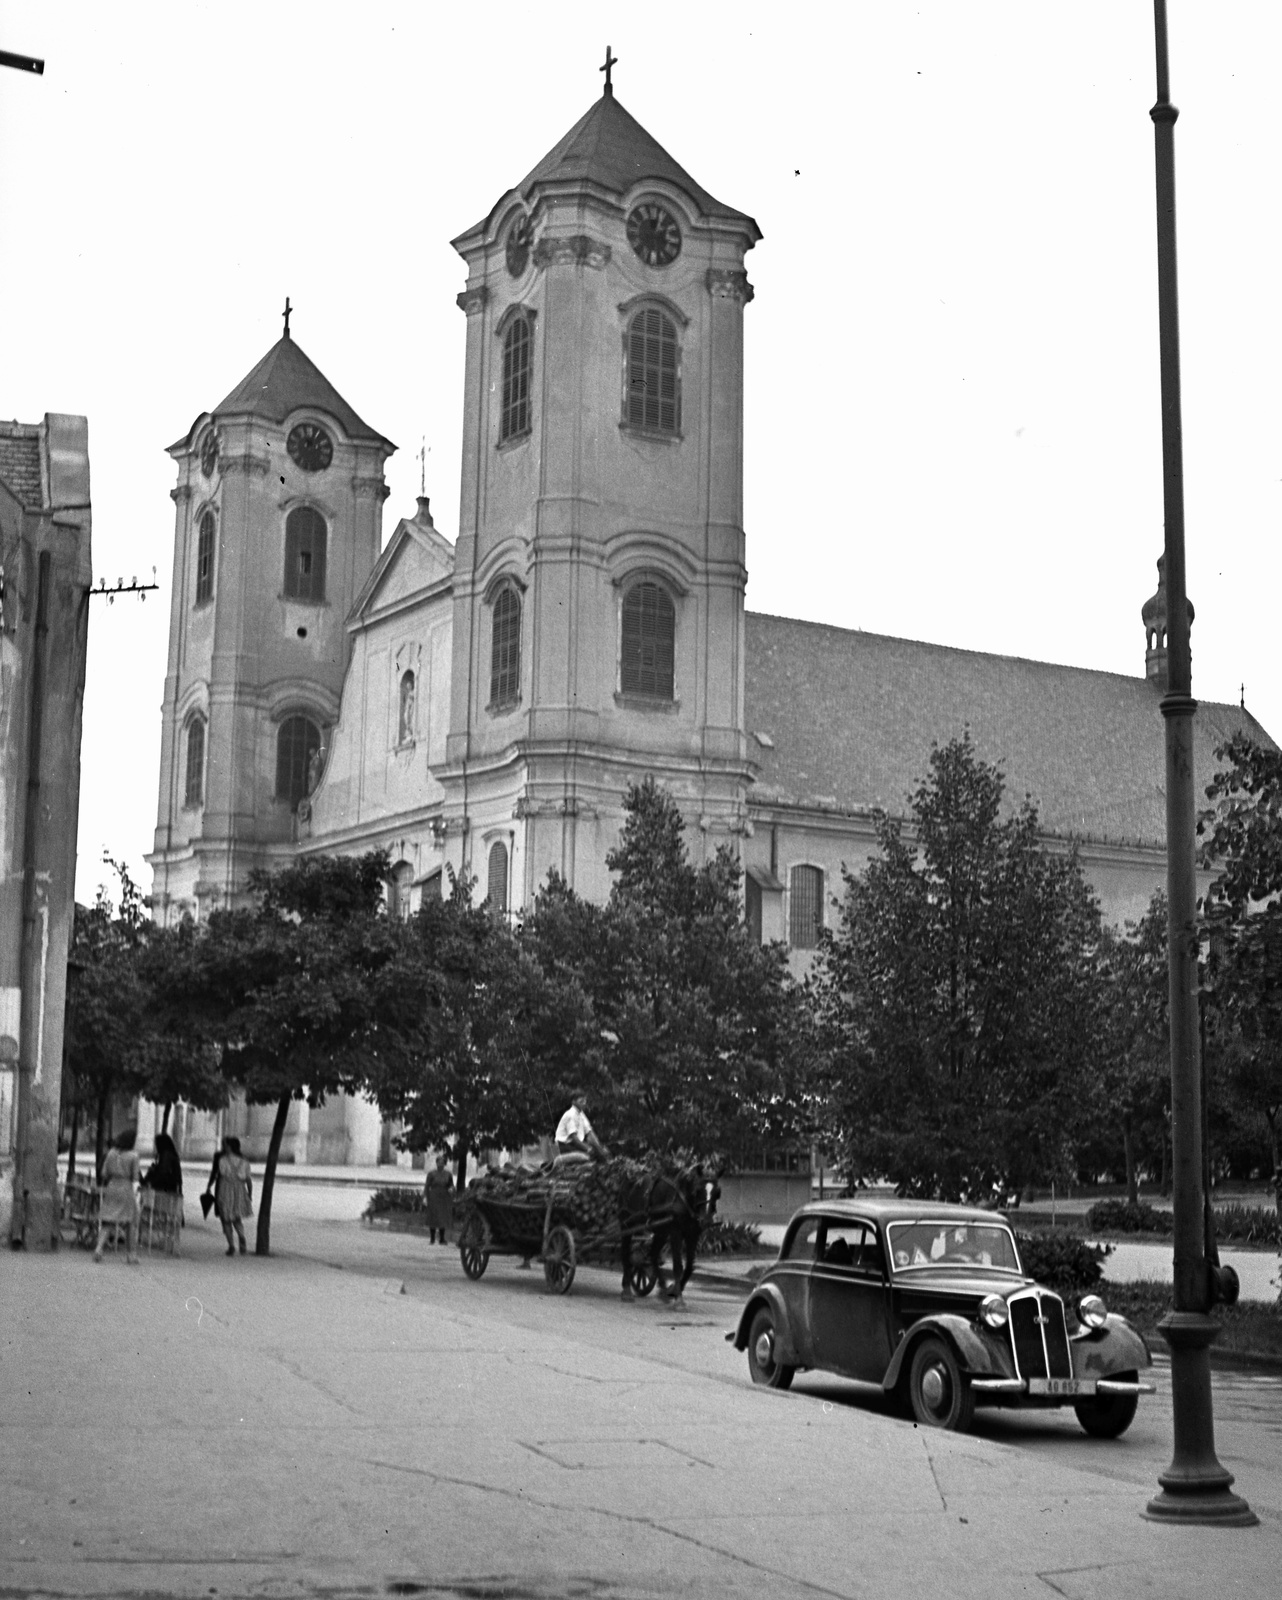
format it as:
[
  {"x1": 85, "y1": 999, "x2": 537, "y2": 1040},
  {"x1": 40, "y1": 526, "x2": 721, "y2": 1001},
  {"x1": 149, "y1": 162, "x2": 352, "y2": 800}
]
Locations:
[{"x1": 147, "y1": 84, "x2": 1268, "y2": 1166}]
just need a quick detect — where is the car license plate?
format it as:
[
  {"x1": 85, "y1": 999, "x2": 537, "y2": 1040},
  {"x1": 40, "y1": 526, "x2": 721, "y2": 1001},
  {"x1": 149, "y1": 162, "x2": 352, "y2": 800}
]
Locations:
[{"x1": 1027, "y1": 1377, "x2": 1095, "y2": 1397}]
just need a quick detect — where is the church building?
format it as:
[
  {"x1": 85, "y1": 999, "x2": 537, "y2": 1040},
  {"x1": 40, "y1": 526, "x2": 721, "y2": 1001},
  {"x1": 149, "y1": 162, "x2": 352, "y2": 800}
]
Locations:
[{"x1": 147, "y1": 79, "x2": 1269, "y2": 1166}]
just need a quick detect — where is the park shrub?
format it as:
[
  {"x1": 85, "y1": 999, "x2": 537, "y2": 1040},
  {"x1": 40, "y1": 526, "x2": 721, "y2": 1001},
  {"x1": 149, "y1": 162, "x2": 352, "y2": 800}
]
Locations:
[
  {"x1": 364, "y1": 1186, "x2": 425, "y2": 1218},
  {"x1": 1087, "y1": 1199, "x2": 1171, "y2": 1235},
  {"x1": 1015, "y1": 1229, "x2": 1109, "y2": 1294},
  {"x1": 1214, "y1": 1205, "x2": 1281, "y2": 1247},
  {"x1": 696, "y1": 1218, "x2": 762, "y2": 1256}
]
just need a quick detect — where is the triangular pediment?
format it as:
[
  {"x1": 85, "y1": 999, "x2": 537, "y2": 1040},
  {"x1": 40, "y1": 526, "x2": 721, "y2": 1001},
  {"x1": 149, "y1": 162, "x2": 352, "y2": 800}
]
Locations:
[{"x1": 352, "y1": 504, "x2": 455, "y2": 625}]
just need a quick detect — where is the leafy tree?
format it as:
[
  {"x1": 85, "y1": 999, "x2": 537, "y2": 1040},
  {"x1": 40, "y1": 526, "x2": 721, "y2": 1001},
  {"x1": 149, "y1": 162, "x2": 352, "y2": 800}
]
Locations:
[
  {"x1": 810, "y1": 734, "x2": 1106, "y2": 1202},
  {"x1": 1199, "y1": 733, "x2": 1282, "y2": 1217},
  {"x1": 366, "y1": 874, "x2": 592, "y2": 1190},
  {"x1": 520, "y1": 779, "x2": 807, "y2": 1156},
  {"x1": 1093, "y1": 895, "x2": 1170, "y2": 1203},
  {"x1": 163, "y1": 851, "x2": 423, "y2": 1254}
]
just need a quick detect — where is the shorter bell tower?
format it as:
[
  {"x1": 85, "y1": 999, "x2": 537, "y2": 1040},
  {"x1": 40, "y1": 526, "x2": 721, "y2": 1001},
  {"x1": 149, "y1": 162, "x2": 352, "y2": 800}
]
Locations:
[{"x1": 149, "y1": 319, "x2": 395, "y2": 921}]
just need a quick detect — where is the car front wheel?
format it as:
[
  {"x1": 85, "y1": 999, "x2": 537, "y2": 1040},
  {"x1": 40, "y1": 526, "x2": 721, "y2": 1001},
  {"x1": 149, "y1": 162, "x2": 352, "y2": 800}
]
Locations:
[
  {"x1": 746, "y1": 1307, "x2": 795, "y2": 1390},
  {"x1": 1075, "y1": 1373, "x2": 1140, "y2": 1439},
  {"x1": 908, "y1": 1336, "x2": 975, "y2": 1432}
]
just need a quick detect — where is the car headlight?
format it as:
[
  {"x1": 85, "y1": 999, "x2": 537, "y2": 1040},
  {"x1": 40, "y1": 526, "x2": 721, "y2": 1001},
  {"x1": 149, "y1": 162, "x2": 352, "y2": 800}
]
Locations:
[
  {"x1": 979, "y1": 1294, "x2": 1009, "y2": 1330},
  {"x1": 1077, "y1": 1293, "x2": 1108, "y2": 1330}
]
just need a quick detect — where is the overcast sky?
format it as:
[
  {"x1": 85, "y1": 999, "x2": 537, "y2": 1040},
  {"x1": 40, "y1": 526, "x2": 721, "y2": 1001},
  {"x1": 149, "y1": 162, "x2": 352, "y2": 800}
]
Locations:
[{"x1": 2, "y1": 2, "x2": 1277, "y2": 906}]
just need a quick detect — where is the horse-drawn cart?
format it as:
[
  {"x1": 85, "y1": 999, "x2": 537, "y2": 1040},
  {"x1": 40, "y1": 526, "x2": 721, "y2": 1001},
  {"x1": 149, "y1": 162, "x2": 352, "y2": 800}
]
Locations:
[{"x1": 456, "y1": 1176, "x2": 659, "y2": 1296}]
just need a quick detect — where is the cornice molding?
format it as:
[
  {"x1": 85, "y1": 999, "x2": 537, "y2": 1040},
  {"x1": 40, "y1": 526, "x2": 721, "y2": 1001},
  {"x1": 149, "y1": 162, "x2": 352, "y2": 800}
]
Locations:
[
  {"x1": 534, "y1": 234, "x2": 612, "y2": 270},
  {"x1": 220, "y1": 452, "x2": 271, "y2": 478},
  {"x1": 351, "y1": 475, "x2": 391, "y2": 501},
  {"x1": 456, "y1": 284, "x2": 490, "y2": 316},
  {"x1": 706, "y1": 267, "x2": 754, "y2": 305}
]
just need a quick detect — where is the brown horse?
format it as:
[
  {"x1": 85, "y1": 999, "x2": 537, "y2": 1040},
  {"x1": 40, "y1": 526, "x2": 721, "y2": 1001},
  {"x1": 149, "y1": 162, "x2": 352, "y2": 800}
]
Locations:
[{"x1": 619, "y1": 1164, "x2": 719, "y2": 1310}]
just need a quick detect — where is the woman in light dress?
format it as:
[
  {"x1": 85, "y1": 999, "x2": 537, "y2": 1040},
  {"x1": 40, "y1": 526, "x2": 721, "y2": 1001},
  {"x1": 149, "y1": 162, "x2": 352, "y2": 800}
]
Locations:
[
  {"x1": 214, "y1": 1136, "x2": 253, "y2": 1256},
  {"x1": 93, "y1": 1127, "x2": 141, "y2": 1263}
]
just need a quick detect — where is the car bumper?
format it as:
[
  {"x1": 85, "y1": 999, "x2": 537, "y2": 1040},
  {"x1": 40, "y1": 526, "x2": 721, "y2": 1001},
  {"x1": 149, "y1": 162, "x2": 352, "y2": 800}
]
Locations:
[{"x1": 970, "y1": 1377, "x2": 1157, "y2": 1397}]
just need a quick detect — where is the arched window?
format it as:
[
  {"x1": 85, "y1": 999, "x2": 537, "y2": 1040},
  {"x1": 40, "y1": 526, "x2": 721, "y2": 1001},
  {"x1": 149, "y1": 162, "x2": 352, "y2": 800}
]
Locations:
[
  {"x1": 276, "y1": 715, "x2": 321, "y2": 809},
  {"x1": 490, "y1": 587, "x2": 521, "y2": 707},
  {"x1": 487, "y1": 840, "x2": 509, "y2": 915},
  {"x1": 388, "y1": 860, "x2": 413, "y2": 920},
  {"x1": 620, "y1": 580, "x2": 675, "y2": 699},
  {"x1": 500, "y1": 315, "x2": 532, "y2": 442},
  {"x1": 195, "y1": 510, "x2": 215, "y2": 603},
  {"x1": 398, "y1": 670, "x2": 416, "y2": 744},
  {"x1": 625, "y1": 308, "x2": 680, "y2": 434},
  {"x1": 284, "y1": 505, "x2": 327, "y2": 602},
  {"x1": 184, "y1": 714, "x2": 206, "y2": 807},
  {"x1": 789, "y1": 865, "x2": 824, "y2": 950}
]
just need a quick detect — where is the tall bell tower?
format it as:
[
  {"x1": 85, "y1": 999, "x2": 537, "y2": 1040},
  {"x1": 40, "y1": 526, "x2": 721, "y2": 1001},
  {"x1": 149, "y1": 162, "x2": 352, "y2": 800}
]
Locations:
[
  {"x1": 439, "y1": 66, "x2": 761, "y2": 908},
  {"x1": 149, "y1": 319, "x2": 394, "y2": 921}
]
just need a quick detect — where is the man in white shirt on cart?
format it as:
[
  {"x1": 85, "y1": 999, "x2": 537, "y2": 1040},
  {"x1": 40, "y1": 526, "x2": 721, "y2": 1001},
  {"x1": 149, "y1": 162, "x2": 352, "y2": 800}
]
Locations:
[{"x1": 554, "y1": 1090, "x2": 609, "y2": 1163}]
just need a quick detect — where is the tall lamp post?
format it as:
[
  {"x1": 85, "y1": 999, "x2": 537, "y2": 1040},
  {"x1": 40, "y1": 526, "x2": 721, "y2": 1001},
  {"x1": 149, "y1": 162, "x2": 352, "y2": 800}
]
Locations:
[{"x1": 1143, "y1": 0, "x2": 1254, "y2": 1526}]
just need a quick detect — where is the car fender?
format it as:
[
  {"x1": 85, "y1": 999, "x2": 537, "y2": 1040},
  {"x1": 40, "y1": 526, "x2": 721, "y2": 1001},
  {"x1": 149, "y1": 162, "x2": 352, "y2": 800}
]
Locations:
[
  {"x1": 731, "y1": 1284, "x2": 802, "y2": 1368},
  {"x1": 881, "y1": 1315, "x2": 1008, "y2": 1392},
  {"x1": 1071, "y1": 1313, "x2": 1152, "y2": 1377}
]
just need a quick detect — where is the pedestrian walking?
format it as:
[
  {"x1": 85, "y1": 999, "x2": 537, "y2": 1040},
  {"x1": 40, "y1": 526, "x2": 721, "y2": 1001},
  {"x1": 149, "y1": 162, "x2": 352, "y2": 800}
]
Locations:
[
  {"x1": 93, "y1": 1128, "x2": 141, "y2": 1264},
  {"x1": 215, "y1": 1137, "x2": 253, "y2": 1255},
  {"x1": 424, "y1": 1153, "x2": 454, "y2": 1244},
  {"x1": 142, "y1": 1130, "x2": 185, "y2": 1251}
]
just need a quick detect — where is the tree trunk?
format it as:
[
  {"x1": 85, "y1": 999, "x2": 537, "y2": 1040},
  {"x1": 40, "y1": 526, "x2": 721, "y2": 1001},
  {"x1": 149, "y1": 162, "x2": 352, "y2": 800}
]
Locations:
[
  {"x1": 66, "y1": 1098, "x2": 80, "y2": 1183},
  {"x1": 1123, "y1": 1112, "x2": 1138, "y2": 1207},
  {"x1": 255, "y1": 1092, "x2": 293, "y2": 1257},
  {"x1": 455, "y1": 1134, "x2": 469, "y2": 1195},
  {"x1": 94, "y1": 1084, "x2": 110, "y2": 1181},
  {"x1": 161, "y1": 1101, "x2": 171, "y2": 1134},
  {"x1": 1266, "y1": 1107, "x2": 1280, "y2": 1227},
  {"x1": 1159, "y1": 1112, "x2": 1170, "y2": 1196}
]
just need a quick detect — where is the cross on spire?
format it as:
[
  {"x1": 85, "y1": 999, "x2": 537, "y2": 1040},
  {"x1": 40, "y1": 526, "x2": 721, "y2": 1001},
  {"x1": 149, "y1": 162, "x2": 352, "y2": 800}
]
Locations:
[
  {"x1": 282, "y1": 296, "x2": 292, "y2": 339},
  {"x1": 599, "y1": 45, "x2": 618, "y2": 96}
]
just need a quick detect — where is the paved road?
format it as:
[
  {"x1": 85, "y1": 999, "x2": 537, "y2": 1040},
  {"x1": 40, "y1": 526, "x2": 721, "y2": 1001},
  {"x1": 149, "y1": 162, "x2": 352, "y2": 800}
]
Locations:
[{"x1": 2, "y1": 1185, "x2": 1279, "y2": 1600}]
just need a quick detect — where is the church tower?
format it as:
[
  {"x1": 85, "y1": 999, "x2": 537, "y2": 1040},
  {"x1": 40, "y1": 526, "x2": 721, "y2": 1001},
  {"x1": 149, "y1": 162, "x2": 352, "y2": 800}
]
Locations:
[
  {"x1": 149, "y1": 323, "x2": 394, "y2": 921},
  {"x1": 439, "y1": 68, "x2": 761, "y2": 908}
]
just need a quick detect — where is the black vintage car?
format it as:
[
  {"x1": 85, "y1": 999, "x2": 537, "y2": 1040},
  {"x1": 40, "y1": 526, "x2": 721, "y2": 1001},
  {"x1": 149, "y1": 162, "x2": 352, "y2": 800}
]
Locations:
[{"x1": 728, "y1": 1198, "x2": 1154, "y2": 1436}]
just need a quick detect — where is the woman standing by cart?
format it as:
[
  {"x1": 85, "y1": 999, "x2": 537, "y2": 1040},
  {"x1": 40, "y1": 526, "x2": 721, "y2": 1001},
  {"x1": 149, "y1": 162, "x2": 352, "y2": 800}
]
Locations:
[{"x1": 424, "y1": 1153, "x2": 454, "y2": 1244}]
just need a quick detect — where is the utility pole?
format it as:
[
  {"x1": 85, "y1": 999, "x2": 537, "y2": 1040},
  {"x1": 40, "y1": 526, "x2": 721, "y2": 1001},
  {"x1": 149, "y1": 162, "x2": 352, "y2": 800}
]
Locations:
[{"x1": 1142, "y1": 0, "x2": 1254, "y2": 1526}]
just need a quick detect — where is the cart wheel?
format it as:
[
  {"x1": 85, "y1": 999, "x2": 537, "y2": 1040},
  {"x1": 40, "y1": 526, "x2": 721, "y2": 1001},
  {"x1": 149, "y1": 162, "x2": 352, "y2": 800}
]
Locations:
[
  {"x1": 631, "y1": 1257, "x2": 658, "y2": 1297},
  {"x1": 543, "y1": 1225, "x2": 576, "y2": 1294},
  {"x1": 459, "y1": 1214, "x2": 491, "y2": 1281}
]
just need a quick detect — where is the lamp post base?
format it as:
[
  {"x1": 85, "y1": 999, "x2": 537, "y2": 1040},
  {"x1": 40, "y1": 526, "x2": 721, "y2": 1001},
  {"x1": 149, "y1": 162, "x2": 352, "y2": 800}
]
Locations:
[{"x1": 1143, "y1": 1312, "x2": 1258, "y2": 1526}]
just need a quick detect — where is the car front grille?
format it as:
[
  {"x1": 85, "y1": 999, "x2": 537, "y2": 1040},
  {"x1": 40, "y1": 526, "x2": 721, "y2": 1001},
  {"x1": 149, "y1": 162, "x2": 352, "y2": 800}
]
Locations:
[{"x1": 1008, "y1": 1289, "x2": 1071, "y2": 1380}]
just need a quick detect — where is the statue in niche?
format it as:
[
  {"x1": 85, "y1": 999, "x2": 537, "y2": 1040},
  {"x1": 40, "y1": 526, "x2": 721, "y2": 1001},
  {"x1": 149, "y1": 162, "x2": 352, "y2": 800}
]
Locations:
[{"x1": 398, "y1": 669, "x2": 416, "y2": 746}]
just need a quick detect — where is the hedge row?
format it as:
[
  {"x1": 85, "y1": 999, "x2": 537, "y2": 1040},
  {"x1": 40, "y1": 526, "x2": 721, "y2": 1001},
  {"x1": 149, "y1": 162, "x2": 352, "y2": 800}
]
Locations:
[
  {"x1": 1014, "y1": 1230, "x2": 1109, "y2": 1294},
  {"x1": 1087, "y1": 1198, "x2": 1281, "y2": 1245}
]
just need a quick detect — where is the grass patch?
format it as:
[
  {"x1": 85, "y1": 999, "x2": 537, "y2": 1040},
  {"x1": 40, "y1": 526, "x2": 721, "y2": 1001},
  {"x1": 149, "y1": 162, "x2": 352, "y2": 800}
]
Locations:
[{"x1": 1104, "y1": 1280, "x2": 1282, "y2": 1364}]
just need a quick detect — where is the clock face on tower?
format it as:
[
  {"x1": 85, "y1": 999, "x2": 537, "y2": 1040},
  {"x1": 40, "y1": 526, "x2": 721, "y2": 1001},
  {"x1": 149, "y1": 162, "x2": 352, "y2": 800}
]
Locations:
[
  {"x1": 506, "y1": 213, "x2": 533, "y2": 276},
  {"x1": 626, "y1": 202, "x2": 682, "y2": 267},
  {"x1": 199, "y1": 429, "x2": 219, "y2": 478},
  {"x1": 286, "y1": 422, "x2": 333, "y2": 473}
]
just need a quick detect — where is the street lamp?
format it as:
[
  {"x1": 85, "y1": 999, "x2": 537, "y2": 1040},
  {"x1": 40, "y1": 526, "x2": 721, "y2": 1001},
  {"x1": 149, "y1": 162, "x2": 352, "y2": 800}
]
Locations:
[{"x1": 1142, "y1": 0, "x2": 1255, "y2": 1527}]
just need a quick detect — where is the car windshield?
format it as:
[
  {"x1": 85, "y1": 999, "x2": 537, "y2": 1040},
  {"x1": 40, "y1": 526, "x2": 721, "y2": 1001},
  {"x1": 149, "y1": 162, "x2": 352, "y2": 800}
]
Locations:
[{"x1": 886, "y1": 1221, "x2": 1021, "y2": 1274}]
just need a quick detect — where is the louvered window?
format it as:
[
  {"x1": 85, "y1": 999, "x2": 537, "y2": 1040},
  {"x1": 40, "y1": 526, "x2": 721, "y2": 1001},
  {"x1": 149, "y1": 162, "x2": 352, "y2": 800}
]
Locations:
[
  {"x1": 487, "y1": 841, "x2": 509, "y2": 914},
  {"x1": 490, "y1": 587, "x2": 521, "y2": 706},
  {"x1": 284, "y1": 506, "x2": 327, "y2": 601},
  {"x1": 625, "y1": 309, "x2": 680, "y2": 434},
  {"x1": 195, "y1": 510, "x2": 215, "y2": 603},
  {"x1": 501, "y1": 316, "x2": 532, "y2": 442},
  {"x1": 276, "y1": 715, "x2": 321, "y2": 809},
  {"x1": 620, "y1": 581, "x2": 675, "y2": 699},
  {"x1": 184, "y1": 715, "x2": 206, "y2": 806},
  {"x1": 789, "y1": 865, "x2": 824, "y2": 950},
  {"x1": 388, "y1": 861, "x2": 413, "y2": 920}
]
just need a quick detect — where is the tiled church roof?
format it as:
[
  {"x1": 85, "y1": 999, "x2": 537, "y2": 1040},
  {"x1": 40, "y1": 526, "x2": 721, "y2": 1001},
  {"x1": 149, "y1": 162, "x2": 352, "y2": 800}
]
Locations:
[
  {"x1": 513, "y1": 92, "x2": 759, "y2": 231},
  {"x1": 743, "y1": 611, "x2": 1269, "y2": 848},
  {"x1": 0, "y1": 425, "x2": 45, "y2": 507},
  {"x1": 207, "y1": 336, "x2": 391, "y2": 447}
]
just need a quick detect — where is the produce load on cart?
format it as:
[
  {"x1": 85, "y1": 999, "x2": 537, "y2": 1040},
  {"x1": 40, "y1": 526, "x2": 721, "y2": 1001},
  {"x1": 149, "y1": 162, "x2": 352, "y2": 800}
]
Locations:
[{"x1": 455, "y1": 1150, "x2": 718, "y2": 1301}]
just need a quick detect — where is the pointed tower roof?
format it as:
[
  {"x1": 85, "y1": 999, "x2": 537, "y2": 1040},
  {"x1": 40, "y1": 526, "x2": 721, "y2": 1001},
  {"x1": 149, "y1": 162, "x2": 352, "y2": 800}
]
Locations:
[
  {"x1": 176, "y1": 335, "x2": 392, "y2": 450},
  {"x1": 470, "y1": 92, "x2": 759, "y2": 240}
]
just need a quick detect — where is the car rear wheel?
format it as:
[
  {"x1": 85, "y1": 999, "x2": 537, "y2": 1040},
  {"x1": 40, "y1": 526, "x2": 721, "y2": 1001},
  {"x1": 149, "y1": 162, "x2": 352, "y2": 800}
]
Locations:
[
  {"x1": 908, "y1": 1336, "x2": 975, "y2": 1432},
  {"x1": 746, "y1": 1307, "x2": 795, "y2": 1390},
  {"x1": 1075, "y1": 1373, "x2": 1139, "y2": 1439}
]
